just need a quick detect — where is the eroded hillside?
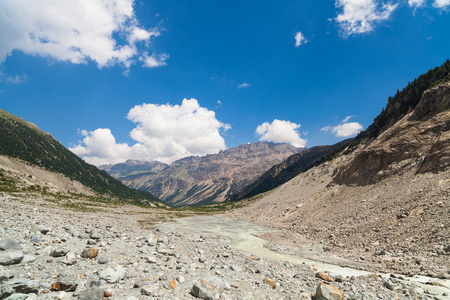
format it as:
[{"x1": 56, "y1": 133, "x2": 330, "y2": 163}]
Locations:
[{"x1": 231, "y1": 81, "x2": 450, "y2": 278}]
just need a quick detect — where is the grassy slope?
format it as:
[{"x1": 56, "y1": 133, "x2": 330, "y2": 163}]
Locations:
[{"x1": 0, "y1": 109, "x2": 163, "y2": 206}]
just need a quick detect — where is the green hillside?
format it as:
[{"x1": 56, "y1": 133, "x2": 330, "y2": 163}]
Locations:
[{"x1": 0, "y1": 109, "x2": 163, "y2": 206}]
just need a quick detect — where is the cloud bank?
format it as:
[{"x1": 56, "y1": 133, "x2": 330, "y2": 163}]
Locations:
[
  {"x1": 321, "y1": 115, "x2": 363, "y2": 137},
  {"x1": 255, "y1": 119, "x2": 307, "y2": 148},
  {"x1": 70, "y1": 99, "x2": 231, "y2": 165},
  {"x1": 0, "y1": 0, "x2": 167, "y2": 68}
]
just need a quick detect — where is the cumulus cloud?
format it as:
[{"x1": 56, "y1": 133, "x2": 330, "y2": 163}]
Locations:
[
  {"x1": 0, "y1": 0, "x2": 167, "y2": 68},
  {"x1": 238, "y1": 83, "x2": 250, "y2": 89},
  {"x1": 295, "y1": 32, "x2": 307, "y2": 47},
  {"x1": 335, "y1": 0, "x2": 399, "y2": 37},
  {"x1": 255, "y1": 119, "x2": 307, "y2": 148},
  {"x1": 70, "y1": 98, "x2": 231, "y2": 165},
  {"x1": 321, "y1": 116, "x2": 363, "y2": 137},
  {"x1": 408, "y1": 0, "x2": 426, "y2": 8},
  {"x1": 434, "y1": 0, "x2": 450, "y2": 8},
  {"x1": 141, "y1": 53, "x2": 169, "y2": 68}
]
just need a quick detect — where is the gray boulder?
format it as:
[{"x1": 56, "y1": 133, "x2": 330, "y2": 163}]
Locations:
[
  {"x1": 0, "y1": 239, "x2": 21, "y2": 251},
  {"x1": 191, "y1": 276, "x2": 229, "y2": 300},
  {"x1": 99, "y1": 266, "x2": 126, "y2": 283},
  {"x1": 0, "y1": 251, "x2": 24, "y2": 266}
]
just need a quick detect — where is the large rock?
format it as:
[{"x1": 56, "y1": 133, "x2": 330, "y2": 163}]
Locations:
[
  {"x1": 0, "y1": 239, "x2": 21, "y2": 251},
  {"x1": 191, "y1": 276, "x2": 229, "y2": 300},
  {"x1": 0, "y1": 239, "x2": 23, "y2": 267},
  {"x1": 0, "y1": 251, "x2": 24, "y2": 266},
  {"x1": 77, "y1": 288, "x2": 104, "y2": 300},
  {"x1": 99, "y1": 266, "x2": 127, "y2": 283},
  {"x1": 315, "y1": 282, "x2": 344, "y2": 300},
  {"x1": 3, "y1": 279, "x2": 39, "y2": 295}
]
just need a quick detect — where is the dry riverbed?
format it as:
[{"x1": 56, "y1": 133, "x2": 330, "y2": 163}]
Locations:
[{"x1": 0, "y1": 193, "x2": 449, "y2": 299}]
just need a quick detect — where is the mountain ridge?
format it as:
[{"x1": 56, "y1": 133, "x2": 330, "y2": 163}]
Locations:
[
  {"x1": 103, "y1": 142, "x2": 303, "y2": 207},
  {"x1": 0, "y1": 108, "x2": 163, "y2": 206}
]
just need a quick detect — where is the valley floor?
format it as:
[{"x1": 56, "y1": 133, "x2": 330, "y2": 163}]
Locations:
[{"x1": 0, "y1": 192, "x2": 449, "y2": 299}]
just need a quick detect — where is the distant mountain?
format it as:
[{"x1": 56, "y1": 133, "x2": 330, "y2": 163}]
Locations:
[
  {"x1": 104, "y1": 142, "x2": 303, "y2": 206},
  {"x1": 229, "y1": 59, "x2": 450, "y2": 201},
  {"x1": 228, "y1": 139, "x2": 353, "y2": 201},
  {"x1": 0, "y1": 109, "x2": 163, "y2": 206},
  {"x1": 99, "y1": 160, "x2": 168, "y2": 179}
]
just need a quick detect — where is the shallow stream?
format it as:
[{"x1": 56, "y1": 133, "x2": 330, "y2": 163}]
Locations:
[{"x1": 156, "y1": 215, "x2": 449, "y2": 298}]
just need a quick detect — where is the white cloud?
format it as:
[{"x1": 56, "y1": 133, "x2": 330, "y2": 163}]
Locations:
[
  {"x1": 70, "y1": 98, "x2": 231, "y2": 165},
  {"x1": 322, "y1": 120, "x2": 363, "y2": 137},
  {"x1": 295, "y1": 32, "x2": 307, "y2": 47},
  {"x1": 408, "y1": 0, "x2": 426, "y2": 8},
  {"x1": 434, "y1": 0, "x2": 450, "y2": 8},
  {"x1": 341, "y1": 115, "x2": 355, "y2": 123},
  {"x1": 141, "y1": 52, "x2": 169, "y2": 68},
  {"x1": 238, "y1": 83, "x2": 250, "y2": 89},
  {"x1": 0, "y1": 0, "x2": 167, "y2": 68},
  {"x1": 335, "y1": 0, "x2": 399, "y2": 36},
  {"x1": 255, "y1": 119, "x2": 307, "y2": 148},
  {"x1": 4, "y1": 74, "x2": 27, "y2": 84}
]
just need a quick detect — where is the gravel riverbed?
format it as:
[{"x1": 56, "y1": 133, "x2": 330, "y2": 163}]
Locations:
[{"x1": 0, "y1": 194, "x2": 449, "y2": 299}]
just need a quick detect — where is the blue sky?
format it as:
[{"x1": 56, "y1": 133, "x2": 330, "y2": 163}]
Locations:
[{"x1": 0, "y1": 0, "x2": 449, "y2": 165}]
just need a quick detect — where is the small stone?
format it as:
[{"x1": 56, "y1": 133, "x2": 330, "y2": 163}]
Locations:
[
  {"x1": 177, "y1": 275, "x2": 185, "y2": 283},
  {"x1": 141, "y1": 285, "x2": 159, "y2": 296},
  {"x1": 36, "y1": 225, "x2": 50, "y2": 235},
  {"x1": 50, "y1": 248, "x2": 69, "y2": 257},
  {"x1": 262, "y1": 278, "x2": 276, "y2": 290},
  {"x1": 21, "y1": 254, "x2": 36, "y2": 264},
  {"x1": 51, "y1": 279, "x2": 78, "y2": 292},
  {"x1": 90, "y1": 232, "x2": 102, "y2": 240},
  {"x1": 230, "y1": 265, "x2": 242, "y2": 272},
  {"x1": 97, "y1": 254, "x2": 108, "y2": 264},
  {"x1": 145, "y1": 256, "x2": 157, "y2": 263},
  {"x1": 63, "y1": 251, "x2": 77, "y2": 265},
  {"x1": 316, "y1": 272, "x2": 333, "y2": 282},
  {"x1": 81, "y1": 248, "x2": 99, "y2": 259},
  {"x1": 87, "y1": 239, "x2": 97, "y2": 245},
  {"x1": 30, "y1": 235, "x2": 41, "y2": 243}
]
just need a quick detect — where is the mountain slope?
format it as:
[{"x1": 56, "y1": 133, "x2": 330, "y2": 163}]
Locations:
[
  {"x1": 109, "y1": 142, "x2": 302, "y2": 206},
  {"x1": 228, "y1": 139, "x2": 353, "y2": 201},
  {"x1": 230, "y1": 62, "x2": 450, "y2": 277},
  {"x1": 230, "y1": 59, "x2": 450, "y2": 202},
  {"x1": 0, "y1": 109, "x2": 163, "y2": 206}
]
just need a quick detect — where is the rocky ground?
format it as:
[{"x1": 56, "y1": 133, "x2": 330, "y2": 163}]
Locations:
[
  {"x1": 1, "y1": 193, "x2": 449, "y2": 299},
  {"x1": 230, "y1": 152, "x2": 450, "y2": 280}
]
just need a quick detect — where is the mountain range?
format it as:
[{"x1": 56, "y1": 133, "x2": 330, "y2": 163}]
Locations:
[{"x1": 100, "y1": 143, "x2": 303, "y2": 207}]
